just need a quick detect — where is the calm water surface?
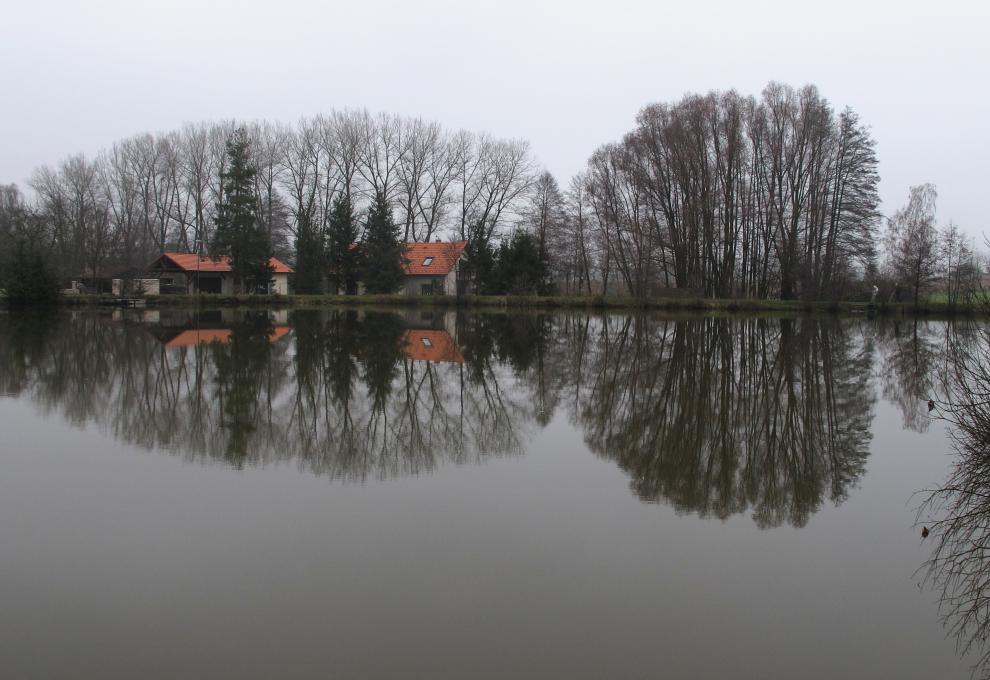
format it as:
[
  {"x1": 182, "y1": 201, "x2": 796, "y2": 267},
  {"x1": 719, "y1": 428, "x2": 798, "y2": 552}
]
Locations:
[{"x1": 0, "y1": 308, "x2": 980, "y2": 678}]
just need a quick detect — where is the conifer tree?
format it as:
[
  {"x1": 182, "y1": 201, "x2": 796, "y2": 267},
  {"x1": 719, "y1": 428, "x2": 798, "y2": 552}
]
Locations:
[
  {"x1": 293, "y1": 215, "x2": 325, "y2": 294},
  {"x1": 494, "y1": 230, "x2": 553, "y2": 295},
  {"x1": 1, "y1": 238, "x2": 59, "y2": 305},
  {"x1": 463, "y1": 219, "x2": 498, "y2": 294},
  {"x1": 211, "y1": 128, "x2": 273, "y2": 293},
  {"x1": 326, "y1": 195, "x2": 360, "y2": 294},
  {"x1": 360, "y1": 192, "x2": 405, "y2": 294}
]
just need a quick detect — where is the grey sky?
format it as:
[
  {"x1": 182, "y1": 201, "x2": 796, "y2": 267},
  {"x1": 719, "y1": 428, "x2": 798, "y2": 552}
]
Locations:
[{"x1": 2, "y1": 0, "x2": 987, "y2": 237}]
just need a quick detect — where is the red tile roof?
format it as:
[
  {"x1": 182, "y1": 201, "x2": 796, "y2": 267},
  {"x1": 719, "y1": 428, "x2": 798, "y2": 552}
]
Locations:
[
  {"x1": 401, "y1": 330, "x2": 464, "y2": 363},
  {"x1": 165, "y1": 326, "x2": 291, "y2": 348},
  {"x1": 402, "y1": 242, "x2": 466, "y2": 276},
  {"x1": 155, "y1": 252, "x2": 293, "y2": 274},
  {"x1": 165, "y1": 328, "x2": 231, "y2": 348}
]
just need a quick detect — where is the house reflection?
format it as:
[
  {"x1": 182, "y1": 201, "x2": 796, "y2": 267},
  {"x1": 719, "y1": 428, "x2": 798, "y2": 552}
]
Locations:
[
  {"x1": 126, "y1": 307, "x2": 462, "y2": 363},
  {"x1": 401, "y1": 330, "x2": 464, "y2": 363},
  {"x1": 162, "y1": 326, "x2": 292, "y2": 348}
]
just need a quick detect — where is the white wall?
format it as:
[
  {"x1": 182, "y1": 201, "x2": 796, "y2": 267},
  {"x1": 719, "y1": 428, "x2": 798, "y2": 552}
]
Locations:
[{"x1": 401, "y1": 265, "x2": 460, "y2": 296}]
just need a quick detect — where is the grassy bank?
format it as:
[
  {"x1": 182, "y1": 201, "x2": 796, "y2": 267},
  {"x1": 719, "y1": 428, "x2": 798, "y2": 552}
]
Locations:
[{"x1": 44, "y1": 292, "x2": 990, "y2": 316}]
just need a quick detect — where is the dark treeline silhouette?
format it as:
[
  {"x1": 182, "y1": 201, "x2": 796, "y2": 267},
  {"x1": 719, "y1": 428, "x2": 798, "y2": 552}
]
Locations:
[{"x1": 0, "y1": 309, "x2": 926, "y2": 527}]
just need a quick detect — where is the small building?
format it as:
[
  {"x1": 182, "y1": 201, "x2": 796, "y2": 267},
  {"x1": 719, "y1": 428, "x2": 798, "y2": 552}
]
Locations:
[
  {"x1": 400, "y1": 241, "x2": 468, "y2": 296},
  {"x1": 145, "y1": 252, "x2": 293, "y2": 295}
]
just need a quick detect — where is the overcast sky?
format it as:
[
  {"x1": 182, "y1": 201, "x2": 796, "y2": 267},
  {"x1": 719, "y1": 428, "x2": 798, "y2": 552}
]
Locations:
[{"x1": 2, "y1": 0, "x2": 987, "y2": 237}]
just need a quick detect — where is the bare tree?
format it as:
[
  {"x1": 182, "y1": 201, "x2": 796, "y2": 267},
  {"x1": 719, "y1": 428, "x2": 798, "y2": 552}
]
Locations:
[
  {"x1": 31, "y1": 155, "x2": 111, "y2": 281},
  {"x1": 580, "y1": 82, "x2": 880, "y2": 299},
  {"x1": 885, "y1": 183, "x2": 940, "y2": 306},
  {"x1": 562, "y1": 174, "x2": 596, "y2": 294},
  {"x1": 941, "y1": 222, "x2": 979, "y2": 306},
  {"x1": 12, "y1": 108, "x2": 535, "y2": 287}
]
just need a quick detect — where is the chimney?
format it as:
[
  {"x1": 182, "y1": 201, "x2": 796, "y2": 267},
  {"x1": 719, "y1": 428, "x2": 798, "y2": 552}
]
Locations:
[{"x1": 434, "y1": 238, "x2": 441, "y2": 243}]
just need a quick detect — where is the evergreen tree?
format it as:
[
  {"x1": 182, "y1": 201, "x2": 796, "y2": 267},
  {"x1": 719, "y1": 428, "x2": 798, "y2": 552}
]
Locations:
[
  {"x1": 494, "y1": 230, "x2": 554, "y2": 295},
  {"x1": 360, "y1": 192, "x2": 405, "y2": 294},
  {"x1": 0, "y1": 237, "x2": 60, "y2": 305},
  {"x1": 463, "y1": 220, "x2": 498, "y2": 294},
  {"x1": 211, "y1": 128, "x2": 273, "y2": 293},
  {"x1": 293, "y1": 215, "x2": 325, "y2": 294},
  {"x1": 326, "y1": 195, "x2": 360, "y2": 294}
]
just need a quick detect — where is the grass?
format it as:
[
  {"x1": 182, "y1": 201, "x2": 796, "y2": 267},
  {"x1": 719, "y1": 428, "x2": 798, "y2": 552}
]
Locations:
[
  {"x1": 923, "y1": 291, "x2": 990, "y2": 306},
  {"x1": 41, "y1": 292, "x2": 990, "y2": 317}
]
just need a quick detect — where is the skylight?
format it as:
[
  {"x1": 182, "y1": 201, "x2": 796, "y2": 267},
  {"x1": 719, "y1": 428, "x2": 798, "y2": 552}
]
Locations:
[
  {"x1": 422, "y1": 256, "x2": 434, "y2": 267},
  {"x1": 421, "y1": 338, "x2": 433, "y2": 348}
]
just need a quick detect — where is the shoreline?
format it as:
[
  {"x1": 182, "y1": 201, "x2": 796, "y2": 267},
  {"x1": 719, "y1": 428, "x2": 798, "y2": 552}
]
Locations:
[{"x1": 18, "y1": 293, "x2": 987, "y2": 317}]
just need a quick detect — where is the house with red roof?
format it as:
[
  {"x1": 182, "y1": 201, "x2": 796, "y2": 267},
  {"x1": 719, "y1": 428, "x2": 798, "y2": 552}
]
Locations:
[
  {"x1": 145, "y1": 253, "x2": 293, "y2": 295},
  {"x1": 397, "y1": 241, "x2": 468, "y2": 296}
]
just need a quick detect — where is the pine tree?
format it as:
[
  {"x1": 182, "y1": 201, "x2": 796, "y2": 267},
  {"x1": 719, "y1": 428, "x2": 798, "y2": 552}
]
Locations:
[
  {"x1": 360, "y1": 192, "x2": 406, "y2": 294},
  {"x1": 494, "y1": 230, "x2": 551, "y2": 295},
  {"x1": 211, "y1": 128, "x2": 273, "y2": 293},
  {"x1": 1, "y1": 237, "x2": 59, "y2": 305},
  {"x1": 326, "y1": 195, "x2": 360, "y2": 294},
  {"x1": 293, "y1": 215, "x2": 325, "y2": 294},
  {"x1": 463, "y1": 220, "x2": 498, "y2": 294}
]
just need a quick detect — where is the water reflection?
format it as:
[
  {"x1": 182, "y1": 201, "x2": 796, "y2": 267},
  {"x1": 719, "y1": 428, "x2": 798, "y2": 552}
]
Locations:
[
  {"x1": 0, "y1": 309, "x2": 902, "y2": 528},
  {"x1": 569, "y1": 316, "x2": 876, "y2": 528},
  {"x1": 919, "y1": 323, "x2": 990, "y2": 677},
  {"x1": 878, "y1": 319, "x2": 946, "y2": 433}
]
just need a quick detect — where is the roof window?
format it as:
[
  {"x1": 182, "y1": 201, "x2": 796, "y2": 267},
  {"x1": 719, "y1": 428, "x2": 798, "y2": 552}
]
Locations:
[
  {"x1": 421, "y1": 337, "x2": 433, "y2": 348},
  {"x1": 422, "y1": 256, "x2": 434, "y2": 267}
]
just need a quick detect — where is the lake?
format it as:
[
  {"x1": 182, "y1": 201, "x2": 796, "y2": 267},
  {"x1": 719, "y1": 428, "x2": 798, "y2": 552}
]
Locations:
[{"x1": 0, "y1": 307, "x2": 984, "y2": 678}]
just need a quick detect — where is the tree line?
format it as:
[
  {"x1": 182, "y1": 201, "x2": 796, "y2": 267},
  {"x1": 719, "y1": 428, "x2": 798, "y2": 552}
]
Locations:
[
  {"x1": 572, "y1": 83, "x2": 883, "y2": 298},
  {"x1": 1, "y1": 82, "x2": 981, "y2": 302},
  {"x1": 0, "y1": 110, "x2": 539, "y2": 298},
  {"x1": 538, "y1": 83, "x2": 979, "y2": 302}
]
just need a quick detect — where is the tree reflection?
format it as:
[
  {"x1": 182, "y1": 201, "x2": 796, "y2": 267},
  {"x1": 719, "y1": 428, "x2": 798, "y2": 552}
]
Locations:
[
  {"x1": 567, "y1": 316, "x2": 876, "y2": 528},
  {"x1": 919, "y1": 323, "x2": 990, "y2": 677},
  {"x1": 210, "y1": 312, "x2": 277, "y2": 464},
  {"x1": 0, "y1": 309, "x2": 887, "y2": 527},
  {"x1": 877, "y1": 319, "x2": 945, "y2": 433}
]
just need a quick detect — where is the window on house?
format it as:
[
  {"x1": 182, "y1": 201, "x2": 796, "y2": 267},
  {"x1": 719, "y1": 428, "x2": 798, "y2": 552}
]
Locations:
[
  {"x1": 421, "y1": 283, "x2": 434, "y2": 296},
  {"x1": 421, "y1": 338, "x2": 433, "y2": 348},
  {"x1": 422, "y1": 257, "x2": 433, "y2": 267}
]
